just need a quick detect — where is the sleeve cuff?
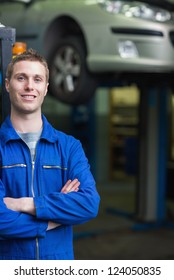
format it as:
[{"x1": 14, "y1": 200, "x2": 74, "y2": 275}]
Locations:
[{"x1": 34, "y1": 196, "x2": 48, "y2": 220}]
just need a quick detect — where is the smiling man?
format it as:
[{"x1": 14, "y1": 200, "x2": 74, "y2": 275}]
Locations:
[
  {"x1": 5, "y1": 54, "x2": 48, "y2": 127},
  {"x1": 0, "y1": 48, "x2": 100, "y2": 260}
]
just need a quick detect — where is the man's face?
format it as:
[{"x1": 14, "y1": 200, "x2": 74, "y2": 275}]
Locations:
[{"x1": 5, "y1": 60, "x2": 48, "y2": 115}]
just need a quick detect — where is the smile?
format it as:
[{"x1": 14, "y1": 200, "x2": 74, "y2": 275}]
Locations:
[{"x1": 21, "y1": 95, "x2": 36, "y2": 100}]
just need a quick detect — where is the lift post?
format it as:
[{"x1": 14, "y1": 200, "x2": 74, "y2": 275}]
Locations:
[
  {"x1": 0, "y1": 25, "x2": 15, "y2": 122},
  {"x1": 136, "y1": 84, "x2": 169, "y2": 224}
]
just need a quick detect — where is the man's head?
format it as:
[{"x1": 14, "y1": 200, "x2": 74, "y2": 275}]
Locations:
[
  {"x1": 5, "y1": 48, "x2": 49, "y2": 116},
  {"x1": 6, "y1": 48, "x2": 49, "y2": 83}
]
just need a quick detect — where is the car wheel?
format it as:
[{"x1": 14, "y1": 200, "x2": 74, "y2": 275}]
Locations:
[{"x1": 48, "y1": 36, "x2": 97, "y2": 105}]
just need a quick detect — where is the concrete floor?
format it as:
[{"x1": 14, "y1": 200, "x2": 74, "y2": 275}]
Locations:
[{"x1": 73, "y1": 180, "x2": 174, "y2": 260}]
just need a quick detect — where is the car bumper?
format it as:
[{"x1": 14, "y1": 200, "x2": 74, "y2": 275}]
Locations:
[{"x1": 86, "y1": 19, "x2": 174, "y2": 73}]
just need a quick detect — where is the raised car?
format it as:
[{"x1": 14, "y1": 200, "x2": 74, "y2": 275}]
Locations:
[{"x1": 1, "y1": 0, "x2": 174, "y2": 104}]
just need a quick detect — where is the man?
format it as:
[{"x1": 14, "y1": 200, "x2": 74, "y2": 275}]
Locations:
[{"x1": 0, "y1": 48, "x2": 100, "y2": 259}]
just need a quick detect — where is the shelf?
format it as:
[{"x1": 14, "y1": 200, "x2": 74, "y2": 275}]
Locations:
[{"x1": 109, "y1": 85, "x2": 139, "y2": 180}]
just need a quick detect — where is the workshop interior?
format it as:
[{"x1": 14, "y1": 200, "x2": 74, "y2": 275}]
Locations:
[{"x1": 1, "y1": 0, "x2": 174, "y2": 259}]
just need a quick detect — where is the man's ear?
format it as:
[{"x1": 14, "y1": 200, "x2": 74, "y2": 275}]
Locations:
[
  {"x1": 44, "y1": 83, "x2": 49, "y2": 96},
  {"x1": 5, "y1": 79, "x2": 9, "y2": 93}
]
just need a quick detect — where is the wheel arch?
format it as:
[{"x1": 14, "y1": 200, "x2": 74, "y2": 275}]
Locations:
[{"x1": 43, "y1": 16, "x2": 88, "y2": 57}]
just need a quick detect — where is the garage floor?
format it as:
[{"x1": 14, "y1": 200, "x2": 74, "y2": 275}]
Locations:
[{"x1": 73, "y1": 180, "x2": 174, "y2": 260}]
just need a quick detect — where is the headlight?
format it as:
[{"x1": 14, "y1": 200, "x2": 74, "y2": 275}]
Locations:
[{"x1": 98, "y1": 0, "x2": 172, "y2": 22}]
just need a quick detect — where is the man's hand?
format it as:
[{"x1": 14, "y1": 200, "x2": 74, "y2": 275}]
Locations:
[{"x1": 61, "y1": 178, "x2": 80, "y2": 194}]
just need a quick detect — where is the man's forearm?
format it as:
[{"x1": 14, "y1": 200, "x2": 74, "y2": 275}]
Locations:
[
  {"x1": 19, "y1": 197, "x2": 36, "y2": 215},
  {"x1": 3, "y1": 197, "x2": 36, "y2": 215}
]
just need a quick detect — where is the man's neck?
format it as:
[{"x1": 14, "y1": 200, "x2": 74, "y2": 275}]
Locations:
[{"x1": 10, "y1": 111, "x2": 43, "y2": 133}]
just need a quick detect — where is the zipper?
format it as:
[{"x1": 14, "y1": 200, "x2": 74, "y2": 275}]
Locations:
[
  {"x1": 31, "y1": 161, "x2": 35, "y2": 197},
  {"x1": 0, "y1": 164, "x2": 27, "y2": 168},
  {"x1": 31, "y1": 158, "x2": 40, "y2": 260},
  {"x1": 43, "y1": 165, "x2": 67, "y2": 170},
  {"x1": 36, "y1": 236, "x2": 39, "y2": 260}
]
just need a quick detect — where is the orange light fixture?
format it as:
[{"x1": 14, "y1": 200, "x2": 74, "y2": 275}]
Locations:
[{"x1": 12, "y1": 42, "x2": 27, "y2": 58}]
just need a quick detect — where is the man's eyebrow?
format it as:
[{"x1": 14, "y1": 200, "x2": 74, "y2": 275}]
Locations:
[
  {"x1": 34, "y1": 74, "x2": 45, "y2": 79},
  {"x1": 14, "y1": 72, "x2": 26, "y2": 76}
]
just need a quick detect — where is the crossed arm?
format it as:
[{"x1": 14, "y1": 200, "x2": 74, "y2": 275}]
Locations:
[{"x1": 3, "y1": 179, "x2": 80, "y2": 230}]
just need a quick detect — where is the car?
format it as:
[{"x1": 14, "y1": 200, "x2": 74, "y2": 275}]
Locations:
[{"x1": 1, "y1": 0, "x2": 174, "y2": 105}]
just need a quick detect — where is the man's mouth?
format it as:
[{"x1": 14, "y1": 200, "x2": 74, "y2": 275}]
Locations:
[{"x1": 21, "y1": 95, "x2": 36, "y2": 100}]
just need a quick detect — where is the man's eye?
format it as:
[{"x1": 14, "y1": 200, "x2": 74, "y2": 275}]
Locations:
[
  {"x1": 35, "y1": 77, "x2": 42, "y2": 82},
  {"x1": 17, "y1": 76, "x2": 25, "y2": 81}
]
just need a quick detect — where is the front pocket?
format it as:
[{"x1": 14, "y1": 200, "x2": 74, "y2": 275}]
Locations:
[
  {"x1": 0, "y1": 163, "x2": 28, "y2": 196},
  {"x1": 40, "y1": 163, "x2": 68, "y2": 193}
]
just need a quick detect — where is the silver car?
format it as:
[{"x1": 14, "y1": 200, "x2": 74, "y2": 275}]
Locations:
[{"x1": 1, "y1": 0, "x2": 174, "y2": 104}]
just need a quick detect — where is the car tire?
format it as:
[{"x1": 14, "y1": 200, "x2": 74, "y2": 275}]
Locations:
[{"x1": 47, "y1": 36, "x2": 97, "y2": 105}]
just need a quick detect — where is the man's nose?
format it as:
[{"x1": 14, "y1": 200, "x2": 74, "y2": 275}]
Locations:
[{"x1": 25, "y1": 79, "x2": 34, "y2": 90}]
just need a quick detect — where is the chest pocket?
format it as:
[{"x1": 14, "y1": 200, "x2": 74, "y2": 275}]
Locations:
[
  {"x1": 0, "y1": 163, "x2": 28, "y2": 197},
  {"x1": 40, "y1": 160, "x2": 68, "y2": 194}
]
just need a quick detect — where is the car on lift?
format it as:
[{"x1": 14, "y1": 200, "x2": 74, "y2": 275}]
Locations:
[{"x1": 1, "y1": 0, "x2": 174, "y2": 105}]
